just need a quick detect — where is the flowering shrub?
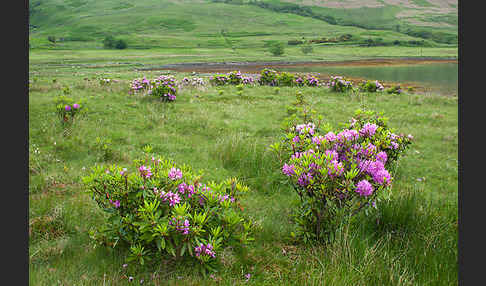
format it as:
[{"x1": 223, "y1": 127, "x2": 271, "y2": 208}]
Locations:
[
  {"x1": 178, "y1": 77, "x2": 206, "y2": 89},
  {"x1": 130, "y1": 77, "x2": 151, "y2": 93},
  {"x1": 276, "y1": 72, "x2": 295, "y2": 87},
  {"x1": 257, "y1": 68, "x2": 279, "y2": 86},
  {"x1": 359, "y1": 80, "x2": 385, "y2": 92},
  {"x1": 54, "y1": 96, "x2": 84, "y2": 123},
  {"x1": 386, "y1": 85, "x2": 403, "y2": 95},
  {"x1": 327, "y1": 76, "x2": 354, "y2": 92},
  {"x1": 209, "y1": 74, "x2": 229, "y2": 86},
  {"x1": 209, "y1": 71, "x2": 254, "y2": 86},
  {"x1": 147, "y1": 76, "x2": 178, "y2": 101},
  {"x1": 82, "y1": 155, "x2": 254, "y2": 273},
  {"x1": 271, "y1": 109, "x2": 413, "y2": 242},
  {"x1": 304, "y1": 74, "x2": 320, "y2": 87},
  {"x1": 258, "y1": 69, "x2": 321, "y2": 87},
  {"x1": 130, "y1": 76, "x2": 178, "y2": 101}
]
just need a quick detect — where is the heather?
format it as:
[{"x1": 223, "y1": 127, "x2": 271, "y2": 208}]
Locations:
[{"x1": 29, "y1": 68, "x2": 458, "y2": 285}]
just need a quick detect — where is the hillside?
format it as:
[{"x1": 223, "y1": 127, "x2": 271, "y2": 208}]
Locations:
[{"x1": 28, "y1": 0, "x2": 457, "y2": 50}]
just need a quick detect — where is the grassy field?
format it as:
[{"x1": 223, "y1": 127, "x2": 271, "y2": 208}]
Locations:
[{"x1": 28, "y1": 65, "x2": 458, "y2": 285}]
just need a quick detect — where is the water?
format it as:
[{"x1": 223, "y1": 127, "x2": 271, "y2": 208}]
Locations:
[{"x1": 281, "y1": 62, "x2": 458, "y2": 96}]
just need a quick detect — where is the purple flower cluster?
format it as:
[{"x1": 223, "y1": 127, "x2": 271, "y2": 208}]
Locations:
[
  {"x1": 160, "y1": 191, "x2": 181, "y2": 207},
  {"x1": 336, "y1": 129, "x2": 359, "y2": 143},
  {"x1": 360, "y1": 160, "x2": 391, "y2": 186},
  {"x1": 375, "y1": 80, "x2": 384, "y2": 91},
  {"x1": 305, "y1": 74, "x2": 320, "y2": 86},
  {"x1": 138, "y1": 165, "x2": 152, "y2": 179},
  {"x1": 295, "y1": 122, "x2": 316, "y2": 135},
  {"x1": 168, "y1": 167, "x2": 182, "y2": 180},
  {"x1": 355, "y1": 180, "x2": 373, "y2": 196},
  {"x1": 359, "y1": 123, "x2": 378, "y2": 137},
  {"x1": 169, "y1": 217, "x2": 190, "y2": 235},
  {"x1": 282, "y1": 163, "x2": 296, "y2": 177},
  {"x1": 327, "y1": 160, "x2": 344, "y2": 178},
  {"x1": 109, "y1": 199, "x2": 120, "y2": 208},
  {"x1": 194, "y1": 243, "x2": 216, "y2": 258},
  {"x1": 297, "y1": 172, "x2": 313, "y2": 187}
]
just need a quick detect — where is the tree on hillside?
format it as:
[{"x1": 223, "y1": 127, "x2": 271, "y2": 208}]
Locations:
[{"x1": 269, "y1": 42, "x2": 285, "y2": 56}]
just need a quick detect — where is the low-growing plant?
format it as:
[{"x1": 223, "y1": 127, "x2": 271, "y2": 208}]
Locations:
[
  {"x1": 82, "y1": 155, "x2": 254, "y2": 274},
  {"x1": 270, "y1": 109, "x2": 413, "y2": 243},
  {"x1": 54, "y1": 95, "x2": 84, "y2": 123},
  {"x1": 29, "y1": 205, "x2": 67, "y2": 242},
  {"x1": 386, "y1": 85, "x2": 403, "y2": 95},
  {"x1": 94, "y1": 136, "x2": 117, "y2": 162},
  {"x1": 360, "y1": 80, "x2": 385, "y2": 92},
  {"x1": 327, "y1": 76, "x2": 354, "y2": 93}
]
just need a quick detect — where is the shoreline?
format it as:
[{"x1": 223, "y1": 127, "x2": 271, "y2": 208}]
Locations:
[{"x1": 139, "y1": 57, "x2": 458, "y2": 72}]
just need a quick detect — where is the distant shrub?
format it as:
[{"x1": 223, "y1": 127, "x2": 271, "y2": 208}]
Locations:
[
  {"x1": 209, "y1": 71, "x2": 254, "y2": 86},
  {"x1": 288, "y1": 40, "x2": 304, "y2": 45},
  {"x1": 103, "y1": 36, "x2": 127, "y2": 49},
  {"x1": 83, "y1": 154, "x2": 254, "y2": 273},
  {"x1": 277, "y1": 72, "x2": 295, "y2": 87},
  {"x1": 256, "y1": 68, "x2": 277, "y2": 86},
  {"x1": 147, "y1": 76, "x2": 178, "y2": 101},
  {"x1": 130, "y1": 75, "x2": 178, "y2": 101},
  {"x1": 115, "y1": 39, "x2": 127, "y2": 49},
  {"x1": 360, "y1": 80, "x2": 385, "y2": 92},
  {"x1": 326, "y1": 76, "x2": 353, "y2": 92},
  {"x1": 179, "y1": 77, "x2": 206, "y2": 89},
  {"x1": 386, "y1": 85, "x2": 403, "y2": 95},
  {"x1": 209, "y1": 74, "x2": 229, "y2": 86},
  {"x1": 47, "y1": 36, "x2": 56, "y2": 43}
]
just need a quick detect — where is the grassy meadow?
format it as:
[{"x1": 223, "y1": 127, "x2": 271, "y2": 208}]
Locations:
[{"x1": 28, "y1": 65, "x2": 458, "y2": 285}]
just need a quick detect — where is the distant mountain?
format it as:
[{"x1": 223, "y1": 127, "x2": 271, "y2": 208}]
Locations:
[{"x1": 28, "y1": 0, "x2": 457, "y2": 49}]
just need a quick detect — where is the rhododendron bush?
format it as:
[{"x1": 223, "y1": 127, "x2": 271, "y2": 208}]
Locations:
[
  {"x1": 271, "y1": 109, "x2": 413, "y2": 242},
  {"x1": 82, "y1": 155, "x2": 254, "y2": 273},
  {"x1": 130, "y1": 75, "x2": 178, "y2": 101}
]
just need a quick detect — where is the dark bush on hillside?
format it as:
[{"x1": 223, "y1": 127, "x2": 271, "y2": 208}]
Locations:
[
  {"x1": 47, "y1": 36, "x2": 56, "y2": 43},
  {"x1": 103, "y1": 36, "x2": 128, "y2": 49},
  {"x1": 288, "y1": 40, "x2": 304, "y2": 45},
  {"x1": 269, "y1": 42, "x2": 285, "y2": 56},
  {"x1": 115, "y1": 39, "x2": 127, "y2": 49}
]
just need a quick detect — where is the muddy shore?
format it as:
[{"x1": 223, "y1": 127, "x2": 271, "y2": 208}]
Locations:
[{"x1": 138, "y1": 57, "x2": 458, "y2": 73}]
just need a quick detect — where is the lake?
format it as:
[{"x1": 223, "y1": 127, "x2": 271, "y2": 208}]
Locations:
[
  {"x1": 280, "y1": 62, "x2": 458, "y2": 96},
  {"x1": 158, "y1": 59, "x2": 458, "y2": 96}
]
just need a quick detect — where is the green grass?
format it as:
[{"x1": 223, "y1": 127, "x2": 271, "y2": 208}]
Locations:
[{"x1": 29, "y1": 65, "x2": 457, "y2": 285}]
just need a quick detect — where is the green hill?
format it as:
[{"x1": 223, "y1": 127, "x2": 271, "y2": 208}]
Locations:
[{"x1": 28, "y1": 0, "x2": 457, "y2": 50}]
